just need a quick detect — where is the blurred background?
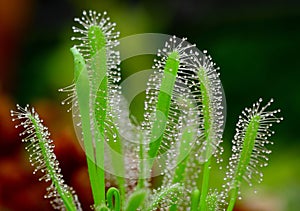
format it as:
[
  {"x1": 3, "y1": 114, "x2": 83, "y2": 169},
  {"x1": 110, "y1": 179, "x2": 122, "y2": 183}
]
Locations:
[{"x1": 0, "y1": 0, "x2": 299, "y2": 210}]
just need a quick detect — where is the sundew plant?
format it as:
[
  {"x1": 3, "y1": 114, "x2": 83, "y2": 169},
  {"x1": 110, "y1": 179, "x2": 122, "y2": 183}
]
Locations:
[{"x1": 11, "y1": 10, "x2": 282, "y2": 211}]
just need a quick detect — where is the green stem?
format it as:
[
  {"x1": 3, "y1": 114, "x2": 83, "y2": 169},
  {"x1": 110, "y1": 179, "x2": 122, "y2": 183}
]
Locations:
[
  {"x1": 105, "y1": 126, "x2": 126, "y2": 206},
  {"x1": 137, "y1": 130, "x2": 146, "y2": 189},
  {"x1": 226, "y1": 187, "x2": 239, "y2": 211},
  {"x1": 199, "y1": 156, "x2": 212, "y2": 210},
  {"x1": 172, "y1": 111, "x2": 196, "y2": 184},
  {"x1": 169, "y1": 107, "x2": 197, "y2": 211},
  {"x1": 94, "y1": 134, "x2": 106, "y2": 205}
]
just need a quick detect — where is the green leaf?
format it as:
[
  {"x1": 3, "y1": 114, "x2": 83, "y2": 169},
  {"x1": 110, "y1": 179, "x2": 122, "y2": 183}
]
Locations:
[
  {"x1": 148, "y1": 51, "x2": 180, "y2": 160},
  {"x1": 188, "y1": 54, "x2": 224, "y2": 211},
  {"x1": 225, "y1": 99, "x2": 282, "y2": 211},
  {"x1": 147, "y1": 183, "x2": 182, "y2": 211},
  {"x1": 144, "y1": 37, "x2": 195, "y2": 176},
  {"x1": 125, "y1": 189, "x2": 148, "y2": 211},
  {"x1": 107, "y1": 187, "x2": 121, "y2": 211},
  {"x1": 190, "y1": 189, "x2": 200, "y2": 211},
  {"x1": 70, "y1": 10, "x2": 122, "y2": 207},
  {"x1": 11, "y1": 105, "x2": 81, "y2": 211}
]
